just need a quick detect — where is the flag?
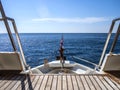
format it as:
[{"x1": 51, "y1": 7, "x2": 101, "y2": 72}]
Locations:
[{"x1": 60, "y1": 34, "x2": 64, "y2": 48}]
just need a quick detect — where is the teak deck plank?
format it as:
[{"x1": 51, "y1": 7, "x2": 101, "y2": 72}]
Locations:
[
  {"x1": 11, "y1": 75, "x2": 26, "y2": 90},
  {"x1": 98, "y1": 76, "x2": 113, "y2": 90},
  {"x1": 67, "y1": 75, "x2": 73, "y2": 90},
  {"x1": 32, "y1": 75, "x2": 40, "y2": 89},
  {"x1": 57, "y1": 75, "x2": 62, "y2": 90},
  {"x1": 17, "y1": 75, "x2": 30, "y2": 90},
  {"x1": 88, "y1": 75, "x2": 101, "y2": 90},
  {"x1": 1, "y1": 75, "x2": 18, "y2": 89},
  {"x1": 81, "y1": 75, "x2": 90, "y2": 90},
  {"x1": 85, "y1": 76, "x2": 96, "y2": 90},
  {"x1": 5, "y1": 75, "x2": 21, "y2": 90},
  {"x1": 24, "y1": 75, "x2": 35, "y2": 90},
  {"x1": 0, "y1": 74, "x2": 14, "y2": 88},
  {"x1": 62, "y1": 75, "x2": 67, "y2": 90},
  {"x1": 71, "y1": 75, "x2": 79, "y2": 90},
  {"x1": 51, "y1": 75, "x2": 58, "y2": 90},
  {"x1": 0, "y1": 74, "x2": 119, "y2": 90},
  {"x1": 40, "y1": 75, "x2": 48, "y2": 90},
  {"x1": 34, "y1": 75, "x2": 44, "y2": 90},
  {"x1": 45, "y1": 75, "x2": 53, "y2": 90},
  {"x1": 76, "y1": 75, "x2": 84, "y2": 90},
  {"x1": 104, "y1": 76, "x2": 119, "y2": 90},
  {"x1": 93, "y1": 75, "x2": 107, "y2": 90},
  {"x1": 109, "y1": 77, "x2": 120, "y2": 89}
]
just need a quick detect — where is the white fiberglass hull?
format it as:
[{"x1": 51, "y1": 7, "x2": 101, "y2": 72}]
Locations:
[{"x1": 30, "y1": 60, "x2": 98, "y2": 74}]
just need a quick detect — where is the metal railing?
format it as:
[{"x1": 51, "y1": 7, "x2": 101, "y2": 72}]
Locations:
[
  {"x1": 73, "y1": 18, "x2": 120, "y2": 71},
  {"x1": 73, "y1": 56, "x2": 98, "y2": 67},
  {"x1": 0, "y1": 1, "x2": 29, "y2": 71},
  {"x1": 98, "y1": 18, "x2": 120, "y2": 69}
]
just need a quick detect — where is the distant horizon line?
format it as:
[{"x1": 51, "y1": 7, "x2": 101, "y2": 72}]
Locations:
[{"x1": 0, "y1": 32, "x2": 111, "y2": 34}]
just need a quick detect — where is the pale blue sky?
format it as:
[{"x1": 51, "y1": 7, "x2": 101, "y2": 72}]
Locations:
[{"x1": 1, "y1": 0, "x2": 120, "y2": 33}]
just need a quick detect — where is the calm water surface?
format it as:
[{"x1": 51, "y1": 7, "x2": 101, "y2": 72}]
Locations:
[{"x1": 0, "y1": 33, "x2": 120, "y2": 68}]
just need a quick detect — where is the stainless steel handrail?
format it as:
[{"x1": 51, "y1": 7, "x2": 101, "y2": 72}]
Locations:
[
  {"x1": 12, "y1": 20, "x2": 29, "y2": 70},
  {"x1": 0, "y1": 1, "x2": 17, "y2": 51},
  {"x1": 0, "y1": 1, "x2": 29, "y2": 71},
  {"x1": 73, "y1": 56, "x2": 98, "y2": 67},
  {"x1": 110, "y1": 24, "x2": 120, "y2": 52},
  {"x1": 98, "y1": 18, "x2": 120, "y2": 69}
]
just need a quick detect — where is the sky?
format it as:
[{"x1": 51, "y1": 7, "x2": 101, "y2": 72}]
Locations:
[{"x1": 0, "y1": 0, "x2": 120, "y2": 33}]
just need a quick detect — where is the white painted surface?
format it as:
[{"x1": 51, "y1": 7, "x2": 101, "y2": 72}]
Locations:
[
  {"x1": 101, "y1": 54, "x2": 120, "y2": 71},
  {"x1": 0, "y1": 52, "x2": 24, "y2": 70}
]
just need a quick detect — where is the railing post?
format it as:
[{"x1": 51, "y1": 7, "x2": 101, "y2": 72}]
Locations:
[
  {"x1": 0, "y1": 1, "x2": 17, "y2": 51},
  {"x1": 12, "y1": 20, "x2": 29, "y2": 71},
  {"x1": 98, "y1": 18, "x2": 120, "y2": 69},
  {"x1": 98, "y1": 21, "x2": 115, "y2": 68},
  {"x1": 110, "y1": 24, "x2": 120, "y2": 52}
]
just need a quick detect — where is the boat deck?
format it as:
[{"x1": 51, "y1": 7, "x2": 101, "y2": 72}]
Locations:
[{"x1": 0, "y1": 73, "x2": 120, "y2": 90}]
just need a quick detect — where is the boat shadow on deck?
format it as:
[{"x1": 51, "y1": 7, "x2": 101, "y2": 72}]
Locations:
[{"x1": 0, "y1": 73, "x2": 34, "y2": 90}]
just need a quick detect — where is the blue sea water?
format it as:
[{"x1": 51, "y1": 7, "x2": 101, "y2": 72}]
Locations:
[{"x1": 0, "y1": 33, "x2": 120, "y2": 68}]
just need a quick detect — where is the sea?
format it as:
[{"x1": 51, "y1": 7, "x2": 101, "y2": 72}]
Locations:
[{"x1": 0, "y1": 33, "x2": 120, "y2": 68}]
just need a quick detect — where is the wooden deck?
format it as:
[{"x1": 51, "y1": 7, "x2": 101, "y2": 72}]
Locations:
[{"x1": 0, "y1": 74, "x2": 120, "y2": 90}]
